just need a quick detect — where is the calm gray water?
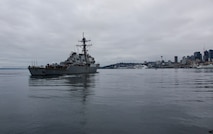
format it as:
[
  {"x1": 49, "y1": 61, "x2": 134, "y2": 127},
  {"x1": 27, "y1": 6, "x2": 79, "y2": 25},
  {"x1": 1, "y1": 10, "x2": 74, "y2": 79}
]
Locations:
[{"x1": 0, "y1": 69, "x2": 213, "y2": 134}]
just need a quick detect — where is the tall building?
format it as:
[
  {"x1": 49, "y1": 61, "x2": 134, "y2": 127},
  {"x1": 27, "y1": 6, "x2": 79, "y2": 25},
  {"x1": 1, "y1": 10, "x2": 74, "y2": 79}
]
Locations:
[
  {"x1": 203, "y1": 50, "x2": 209, "y2": 62},
  {"x1": 194, "y1": 51, "x2": 202, "y2": 61},
  {"x1": 174, "y1": 56, "x2": 178, "y2": 63},
  {"x1": 209, "y1": 49, "x2": 213, "y2": 62}
]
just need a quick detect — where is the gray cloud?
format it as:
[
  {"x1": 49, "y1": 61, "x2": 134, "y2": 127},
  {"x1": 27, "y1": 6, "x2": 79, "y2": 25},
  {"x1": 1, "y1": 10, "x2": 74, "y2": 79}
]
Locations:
[{"x1": 0, "y1": 0, "x2": 213, "y2": 67}]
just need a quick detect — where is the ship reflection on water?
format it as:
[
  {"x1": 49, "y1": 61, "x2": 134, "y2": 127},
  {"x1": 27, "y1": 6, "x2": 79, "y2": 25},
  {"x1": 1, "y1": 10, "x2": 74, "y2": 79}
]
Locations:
[
  {"x1": 27, "y1": 74, "x2": 98, "y2": 134},
  {"x1": 28, "y1": 73, "x2": 97, "y2": 102}
]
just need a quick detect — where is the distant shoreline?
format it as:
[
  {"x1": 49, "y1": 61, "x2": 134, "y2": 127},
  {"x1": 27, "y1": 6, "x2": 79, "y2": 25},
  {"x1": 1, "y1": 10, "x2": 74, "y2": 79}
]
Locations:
[{"x1": 0, "y1": 68, "x2": 27, "y2": 70}]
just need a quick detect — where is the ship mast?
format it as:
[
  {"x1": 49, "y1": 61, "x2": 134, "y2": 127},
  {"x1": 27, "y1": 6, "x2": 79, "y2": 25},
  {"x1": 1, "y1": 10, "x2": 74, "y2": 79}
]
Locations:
[{"x1": 78, "y1": 33, "x2": 91, "y2": 64}]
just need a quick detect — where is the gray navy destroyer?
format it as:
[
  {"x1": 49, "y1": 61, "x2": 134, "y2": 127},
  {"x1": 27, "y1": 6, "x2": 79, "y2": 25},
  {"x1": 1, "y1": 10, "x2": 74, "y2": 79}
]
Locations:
[{"x1": 28, "y1": 35, "x2": 99, "y2": 76}]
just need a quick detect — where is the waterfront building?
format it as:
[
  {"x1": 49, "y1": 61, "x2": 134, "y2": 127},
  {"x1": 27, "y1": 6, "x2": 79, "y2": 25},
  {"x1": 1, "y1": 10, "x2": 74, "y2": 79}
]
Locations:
[
  {"x1": 174, "y1": 56, "x2": 178, "y2": 63},
  {"x1": 181, "y1": 56, "x2": 186, "y2": 65},
  {"x1": 209, "y1": 49, "x2": 213, "y2": 62},
  {"x1": 203, "y1": 50, "x2": 209, "y2": 62},
  {"x1": 194, "y1": 51, "x2": 202, "y2": 62}
]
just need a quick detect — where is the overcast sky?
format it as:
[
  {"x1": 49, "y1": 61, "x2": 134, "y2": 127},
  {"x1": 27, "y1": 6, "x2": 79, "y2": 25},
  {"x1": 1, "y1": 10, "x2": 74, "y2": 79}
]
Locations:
[{"x1": 0, "y1": 0, "x2": 213, "y2": 67}]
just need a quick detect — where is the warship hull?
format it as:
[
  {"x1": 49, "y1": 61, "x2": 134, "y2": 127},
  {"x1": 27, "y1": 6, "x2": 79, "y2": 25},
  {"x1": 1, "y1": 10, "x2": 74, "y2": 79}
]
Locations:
[{"x1": 28, "y1": 65, "x2": 99, "y2": 76}]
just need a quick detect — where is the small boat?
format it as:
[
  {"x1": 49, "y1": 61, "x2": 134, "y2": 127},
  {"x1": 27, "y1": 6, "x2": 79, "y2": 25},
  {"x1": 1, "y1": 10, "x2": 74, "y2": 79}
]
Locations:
[
  {"x1": 28, "y1": 35, "x2": 99, "y2": 76},
  {"x1": 197, "y1": 64, "x2": 213, "y2": 69}
]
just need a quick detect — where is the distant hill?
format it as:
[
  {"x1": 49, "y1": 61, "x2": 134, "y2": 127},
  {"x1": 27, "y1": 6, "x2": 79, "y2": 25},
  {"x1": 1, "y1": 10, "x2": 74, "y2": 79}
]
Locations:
[{"x1": 100, "y1": 62, "x2": 144, "y2": 69}]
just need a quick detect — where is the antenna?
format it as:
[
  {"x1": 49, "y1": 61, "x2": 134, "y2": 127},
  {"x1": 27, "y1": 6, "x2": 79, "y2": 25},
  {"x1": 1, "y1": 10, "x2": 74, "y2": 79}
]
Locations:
[
  {"x1": 203, "y1": 43, "x2": 206, "y2": 52},
  {"x1": 76, "y1": 33, "x2": 92, "y2": 64}
]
